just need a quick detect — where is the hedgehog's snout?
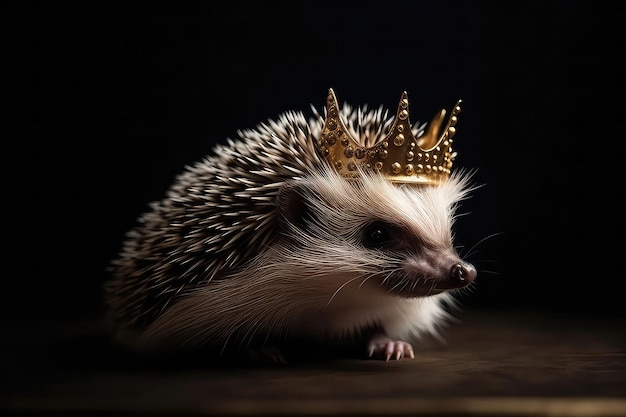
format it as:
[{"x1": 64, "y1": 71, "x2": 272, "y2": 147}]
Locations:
[{"x1": 450, "y1": 262, "x2": 477, "y2": 287}]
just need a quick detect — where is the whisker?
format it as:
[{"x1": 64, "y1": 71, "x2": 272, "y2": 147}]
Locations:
[
  {"x1": 458, "y1": 281, "x2": 478, "y2": 295},
  {"x1": 460, "y1": 232, "x2": 504, "y2": 259},
  {"x1": 379, "y1": 266, "x2": 406, "y2": 291},
  {"x1": 471, "y1": 259, "x2": 500, "y2": 265},
  {"x1": 387, "y1": 274, "x2": 409, "y2": 294},
  {"x1": 476, "y1": 268, "x2": 501, "y2": 277},
  {"x1": 324, "y1": 275, "x2": 363, "y2": 309},
  {"x1": 358, "y1": 269, "x2": 389, "y2": 290}
]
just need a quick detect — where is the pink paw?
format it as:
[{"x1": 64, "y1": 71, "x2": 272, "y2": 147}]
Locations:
[{"x1": 367, "y1": 335, "x2": 415, "y2": 361}]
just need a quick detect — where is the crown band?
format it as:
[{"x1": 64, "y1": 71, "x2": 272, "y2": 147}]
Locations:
[{"x1": 316, "y1": 88, "x2": 462, "y2": 185}]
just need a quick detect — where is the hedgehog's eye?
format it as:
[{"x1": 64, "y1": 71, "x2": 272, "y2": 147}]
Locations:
[{"x1": 362, "y1": 221, "x2": 393, "y2": 249}]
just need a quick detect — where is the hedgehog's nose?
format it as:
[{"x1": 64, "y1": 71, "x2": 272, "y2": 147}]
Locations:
[{"x1": 450, "y1": 262, "x2": 477, "y2": 286}]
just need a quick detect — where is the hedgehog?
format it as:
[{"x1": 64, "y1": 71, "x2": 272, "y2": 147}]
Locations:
[{"x1": 104, "y1": 88, "x2": 478, "y2": 363}]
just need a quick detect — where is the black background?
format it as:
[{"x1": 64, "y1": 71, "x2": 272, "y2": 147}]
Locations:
[{"x1": 6, "y1": 1, "x2": 626, "y2": 323}]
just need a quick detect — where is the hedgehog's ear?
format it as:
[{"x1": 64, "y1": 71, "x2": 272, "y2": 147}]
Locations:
[{"x1": 276, "y1": 181, "x2": 313, "y2": 231}]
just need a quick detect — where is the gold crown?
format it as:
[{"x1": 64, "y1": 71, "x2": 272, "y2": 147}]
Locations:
[{"x1": 316, "y1": 88, "x2": 462, "y2": 185}]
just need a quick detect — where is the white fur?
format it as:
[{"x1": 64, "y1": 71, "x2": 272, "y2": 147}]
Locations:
[{"x1": 139, "y1": 167, "x2": 474, "y2": 352}]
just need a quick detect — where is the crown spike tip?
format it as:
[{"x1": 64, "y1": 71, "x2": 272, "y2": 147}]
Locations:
[
  {"x1": 326, "y1": 88, "x2": 339, "y2": 107},
  {"x1": 454, "y1": 99, "x2": 463, "y2": 113},
  {"x1": 393, "y1": 91, "x2": 411, "y2": 124},
  {"x1": 399, "y1": 91, "x2": 409, "y2": 108}
]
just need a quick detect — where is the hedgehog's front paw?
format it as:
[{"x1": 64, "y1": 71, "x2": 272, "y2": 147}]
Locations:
[{"x1": 367, "y1": 334, "x2": 415, "y2": 361}]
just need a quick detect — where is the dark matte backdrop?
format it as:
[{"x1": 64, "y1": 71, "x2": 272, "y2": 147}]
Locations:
[{"x1": 6, "y1": 1, "x2": 625, "y2": 322}]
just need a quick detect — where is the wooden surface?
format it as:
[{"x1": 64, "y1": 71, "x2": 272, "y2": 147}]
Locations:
[{"x1": 2, "y1": 308, "x2": 625, "y2": 417}]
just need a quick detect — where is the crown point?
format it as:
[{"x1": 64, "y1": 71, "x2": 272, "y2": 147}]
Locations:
[
  {"x1": 327, "y1": 88, "x2": 338, "y2": 106},
  {"x1": 315, "y1": 88, "x2": 463, "y2": 185}
]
